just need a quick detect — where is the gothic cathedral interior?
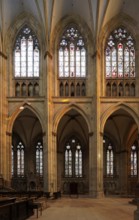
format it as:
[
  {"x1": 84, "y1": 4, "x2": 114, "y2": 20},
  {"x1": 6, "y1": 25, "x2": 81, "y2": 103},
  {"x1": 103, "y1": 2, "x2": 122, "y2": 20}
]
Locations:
[{"x1": 0, "y1": 0, "x2": 139, "y2": 198}]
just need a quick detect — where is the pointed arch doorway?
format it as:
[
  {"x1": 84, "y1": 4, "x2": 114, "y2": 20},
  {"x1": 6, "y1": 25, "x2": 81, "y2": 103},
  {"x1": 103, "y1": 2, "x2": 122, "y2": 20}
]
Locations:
[
  {"x1": 11, "y1": 108, "x2": 43, "y2": 191},
  {"x1": 57, "y1": 109, "x2": 89, "y2": 195},
  {"x1": 103, "y1": 108, "x2": 138, "y2": 196}
]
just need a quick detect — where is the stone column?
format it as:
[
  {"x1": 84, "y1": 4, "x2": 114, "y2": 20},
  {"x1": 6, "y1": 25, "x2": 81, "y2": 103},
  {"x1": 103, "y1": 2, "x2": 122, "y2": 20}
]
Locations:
[
  {"x1": 89, "y1": 131, "x2": 104, "y2": 198},
  {"x1": 135, "y1": 48, "x2": 139, "y2": 97},
  {"x1": 51, "y1": 132, "x2": 58, "y2": 193},
  {"x1": 43, "y1": 48, "x2": 58, "y2": 194},
  {"x1": 98, "y1": 133, "x2": 104, "y2": 197},
  {"x1": 44, "y1": 130, "x2": 57, "y2": 195},
  {"x1": 89, "y1": 132, "x2": 96, "y2": 196},
  {"x1": 43, "y1": 133, "x2": 48, "y2": 192},
  {"x1": 119, "y1": 150, "x2": 128, "y2": 195},
  {"x1": 6, "y1": 132, "x2": 12, "y2": 186},
  {"x1": 0, "y1": 50, "x2": 8, "y2": 183}
]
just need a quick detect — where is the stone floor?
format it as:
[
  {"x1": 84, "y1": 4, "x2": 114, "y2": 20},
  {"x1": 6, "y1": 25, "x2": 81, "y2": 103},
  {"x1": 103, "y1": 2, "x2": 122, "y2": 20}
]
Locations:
[{"x1": 28, "y1": 196, "x2": 136, "y2": 220}]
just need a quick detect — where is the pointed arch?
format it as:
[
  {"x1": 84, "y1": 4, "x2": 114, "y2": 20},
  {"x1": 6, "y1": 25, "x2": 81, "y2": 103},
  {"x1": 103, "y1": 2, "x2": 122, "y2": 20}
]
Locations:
[
  {"x1": 100, "y1": 103, "x2": 139, "y2": 133},
  {"x1": 7, "y1": 102, "x2": 45, "y2": 135},
  {"x1": 99, "y1": 12, "x2": 139, "y2": 97},
  {"x1": 53, "y1": 104, "x2": 91, "y2": 134},
  {"x1": 50, "y1": 14, "x2": 94, "y2": 53},
  {"x1": 100, "y1": 13, "x2": 138, "y2": 51},
  {"x1": 5, "y1": 12, "x2": 43, "y2": 52}
]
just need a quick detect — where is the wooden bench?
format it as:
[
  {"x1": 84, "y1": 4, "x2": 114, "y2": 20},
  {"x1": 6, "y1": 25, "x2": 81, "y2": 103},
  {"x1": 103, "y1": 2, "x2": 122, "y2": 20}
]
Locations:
[{"x1": 31, "y1": 201, "x2": 43, "y2": 218}]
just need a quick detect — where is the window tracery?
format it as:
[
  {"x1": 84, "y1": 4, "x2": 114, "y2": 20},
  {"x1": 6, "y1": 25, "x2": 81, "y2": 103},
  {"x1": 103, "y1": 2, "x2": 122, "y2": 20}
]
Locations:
[
  {"x1": 106, "y1": 144, "x2": 114, "y2": 176},
  {"x1": 36, "y1": 142, "x2": 43, "y2": 176},
  {"x1": 14, "y1": 25, "x2": 40, "y2": 97},
  {"x1": 64, "y1": 137, "x2": 83, "y2": 178},
  {"x1": 58, "y1": 25, "x2": 86, "y2": 96},
  {"x1": 17, "y1": 142, "x2": 24, "y2": 176},
  {"x1": 130, "y1": 145, "x2": 137, "y2": 176},
  {"x1": 103, "y1": 138, "x2": 115, "y2": 177},
  {"x1": 105, "y1": 27, "x2": 135, "y2": 97},
  {"x1": 14, "y1": 25, "x2": 39, "y2": 78}
]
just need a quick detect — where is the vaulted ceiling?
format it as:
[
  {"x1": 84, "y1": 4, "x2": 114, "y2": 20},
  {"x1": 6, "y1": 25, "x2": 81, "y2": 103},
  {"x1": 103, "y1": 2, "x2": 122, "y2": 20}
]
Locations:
[{"x1": 0, "y1": 0, "x2": 139, "y2": 47}]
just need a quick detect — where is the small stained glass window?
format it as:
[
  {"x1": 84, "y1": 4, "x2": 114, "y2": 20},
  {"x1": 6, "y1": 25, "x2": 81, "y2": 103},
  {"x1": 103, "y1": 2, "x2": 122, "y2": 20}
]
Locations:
[
  {"x1": 64, "y1": 137, "x2": 83, "y2": 177},
  {"x1": 36, "y1": 142, "x2": 43, "y2": 176},
  {"x1": 11, "y1": 146, "x2": 14, "y2": 176},
  {"x1": 65, "y1": 144, "x2": 72, "y2": 177},
  {"x1": 106, "y1": 143, "x2": 114, "y2": 176},
  {"x1": 75, "y1": 144, "x2": 82, "y2": 177},
  {"x1": 131, "y1": 145, "x2": 137, "y2": 176},
  {"x1": 14, "y1": 25, "x2": 40, "y2": 77},
  {"x1": 17, "y1": 142, "x2": 24, "y2": 176}
]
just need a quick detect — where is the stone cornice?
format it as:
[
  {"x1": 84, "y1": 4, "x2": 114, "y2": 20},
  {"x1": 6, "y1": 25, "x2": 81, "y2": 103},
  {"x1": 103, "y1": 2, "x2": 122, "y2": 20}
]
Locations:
[{"x1": 100, "y1": 97, "x2": 139, "y2": 103}]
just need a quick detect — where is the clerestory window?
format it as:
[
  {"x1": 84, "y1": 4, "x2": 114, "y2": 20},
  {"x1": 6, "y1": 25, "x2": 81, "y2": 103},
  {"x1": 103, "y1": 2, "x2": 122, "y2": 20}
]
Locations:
[
  {"x1": 105, "y1": 27, "x2": 135, "y2": 97},
  {"x1": 59, "y1": 26, "x2": 86, "y2": 78},
  {"x1": 58, "y1": 25, "x2": 86, "y2": 96},
  {"x1": 14, "y1": 25, "x2": 39, "y2": 78}
]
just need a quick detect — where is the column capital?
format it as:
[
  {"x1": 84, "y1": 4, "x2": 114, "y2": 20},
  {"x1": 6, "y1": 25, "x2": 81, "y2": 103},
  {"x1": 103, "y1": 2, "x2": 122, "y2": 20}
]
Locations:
[
  {"x1": 100, "y1": 132, "x2": 104, "y2": 137},
  {"x1": 52, "y1": 131, "x2": 57, "y2": 136},
  {"x1": 44, "y1": 51, "x2": 52, "y2": 60},
  {"x1": 0, "y1": 51, "x2": 7, "y2": 59},
  {"x1": 6, "y1": 132, "x2": 12, "y2": 136}
]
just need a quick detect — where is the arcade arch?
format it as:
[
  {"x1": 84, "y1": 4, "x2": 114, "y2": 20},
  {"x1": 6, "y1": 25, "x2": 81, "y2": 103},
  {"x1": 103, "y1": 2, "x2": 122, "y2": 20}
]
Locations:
[
  {"x1": 103, "y1": 108, "x2": 138, "y2": 195},
  {"x1": 11, "y1": 108, "x2": 44, "y2": 191},
  {"x1": 57, "y1": 108, "x2": 89, "y2": 194}
]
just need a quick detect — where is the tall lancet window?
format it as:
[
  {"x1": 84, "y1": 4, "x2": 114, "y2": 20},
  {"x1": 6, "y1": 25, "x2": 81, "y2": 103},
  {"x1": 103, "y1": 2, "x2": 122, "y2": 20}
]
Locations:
[
  {"x1": 75, "y1": 144, "x2": 82, "y2": 177},
  {"x1": 36, "y1": 142, "x2": 43, "y2": 176},
  {"x1": 17, "y1": 142, "x2": 24, "y2": 176},
  {"x1": 106, "y1": 143, "x2": 114, "y2": 176},
  {"x1": 14, "y1": 25, "x2": 39, "y2": 77},
  {"x1": 131, "y1": 145, "x2": 137, "y2": 176},
  {"x1": 11, "y1": 146, "x2": 14, "y2": 176},
  {"x1": 65, "y1": 143, "x2": 72, "y2": 177},
  {"x1": 105, "y1": 27, "x2": 135, "y2": 97},
  {"x1": 64, "y1": 137, "x2": 83, "y2": 177}
]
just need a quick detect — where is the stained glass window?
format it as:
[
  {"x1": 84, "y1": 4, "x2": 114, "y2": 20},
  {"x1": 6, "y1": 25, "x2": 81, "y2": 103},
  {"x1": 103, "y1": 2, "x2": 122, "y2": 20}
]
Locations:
[
  {"x1": 65, "y1": 144, "x2": 72, "y2": 177},
  {"x1": 11, "y1": 146, "x2": 14, "y2": 176},
  {"x1": 36, "y1": 142, "x2": 43, "y2": 176},
  {"x1": 106, "y1": 144, "x2": 114, "y2": 176},
  {"x1": 14, "y1": 25, "x2": 39, "y2": 77},
  {"x1": 64, "y1": 137, "x2": 83, "y2": 177},
  {"x1": 75, "y1": 144, "x2": 82, "y2": 177},
  {"x1": 105, "y1": 27, "x2": 135, "y2": 78},
  {"x1": 59, "y1": 26, "x2": 86, "y2": 77},
  {"x1": 17, "y1": 142, "x2": 24, "y2": 176},
  {"x1": 131, "y1": 145, "x2": 137, "y2": 176}
]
